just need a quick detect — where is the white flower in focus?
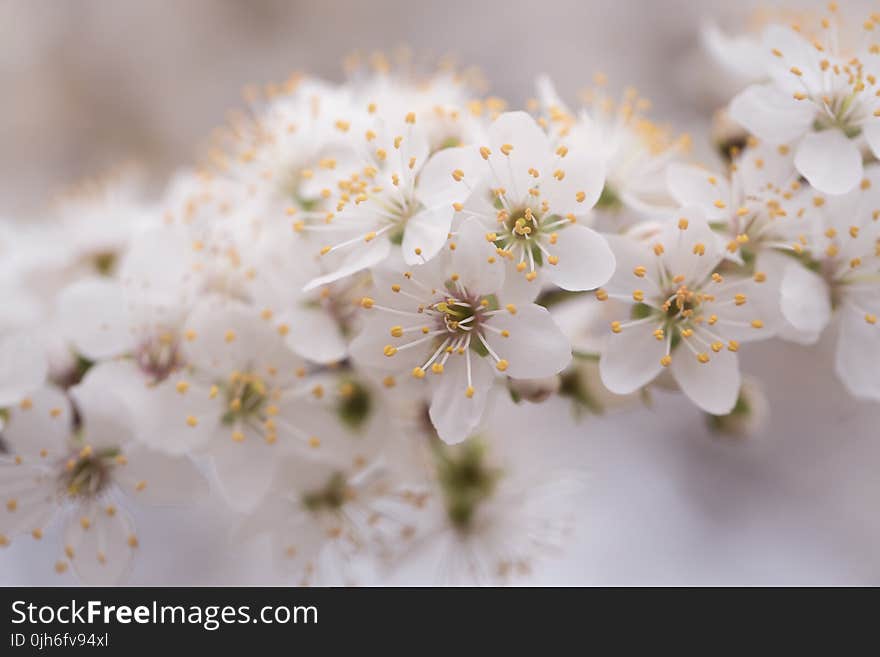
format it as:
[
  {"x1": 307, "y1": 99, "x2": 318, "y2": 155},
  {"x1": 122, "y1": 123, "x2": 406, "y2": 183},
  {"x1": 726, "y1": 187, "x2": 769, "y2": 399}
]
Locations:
[
  {"x1": 729, "y1": 16, "x2": 880, "y2": 194},
  {"x1": 0, "y1": 369, "x2": 204, "y2": 584},
  {"x1": 463, "y1": 110, "x2": 615, "y2": 290},
  {"x1": 598, "y1": 209, "x2": 776, "y2": 414},
  {"x1": 350, "y1": 219, "x2": 572, "y2": 443},
  {"x1": 779, "y1": 166, "x2": 880, "y2": 399},
  {"x1": 303, "y1": 114, "x2": 485, "y2": 289}
]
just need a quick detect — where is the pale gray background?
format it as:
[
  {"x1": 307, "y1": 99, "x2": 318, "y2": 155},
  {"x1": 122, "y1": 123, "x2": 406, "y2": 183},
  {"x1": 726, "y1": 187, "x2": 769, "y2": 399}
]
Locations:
[{"x1": 2, "y1": 0, "x2": 878, "y2": 585}]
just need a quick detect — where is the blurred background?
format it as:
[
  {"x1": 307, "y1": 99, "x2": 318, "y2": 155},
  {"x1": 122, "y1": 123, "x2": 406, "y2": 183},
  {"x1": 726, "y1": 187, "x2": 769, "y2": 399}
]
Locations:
[{"x1": 2, "y1": 0, "x2": 879, "y2": 585}]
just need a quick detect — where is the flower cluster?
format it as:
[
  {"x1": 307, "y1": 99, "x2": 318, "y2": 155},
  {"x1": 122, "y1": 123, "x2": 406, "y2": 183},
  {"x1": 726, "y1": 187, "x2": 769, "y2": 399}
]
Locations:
[{"x1": 2, "y1": 6, "x2": 880, "y2": 585}]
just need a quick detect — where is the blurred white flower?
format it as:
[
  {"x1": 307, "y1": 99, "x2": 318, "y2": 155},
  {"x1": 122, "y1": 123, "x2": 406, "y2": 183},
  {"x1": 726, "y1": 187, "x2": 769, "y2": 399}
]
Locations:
[
  {"x1": 536, "y1": 76, "x2": 690, "y2": 222},
  {"x1": 0, "y1": 367, "x2": 204, "y2": 584}
]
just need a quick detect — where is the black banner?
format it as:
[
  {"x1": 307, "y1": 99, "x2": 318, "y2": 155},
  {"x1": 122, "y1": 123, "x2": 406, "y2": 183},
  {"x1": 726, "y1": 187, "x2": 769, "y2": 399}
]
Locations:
[{"x1": 0, "y1": 586, "x2": 868, "y2": 650}]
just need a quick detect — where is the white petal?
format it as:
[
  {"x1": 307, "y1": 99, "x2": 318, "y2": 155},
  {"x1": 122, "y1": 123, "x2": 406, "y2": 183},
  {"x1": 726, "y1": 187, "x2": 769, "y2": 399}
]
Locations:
[
  {"x1": 132, "y1": 379, "x2": 221, "y2": 455},
  {"x1": 281, "y1": 306, "x2": 348, "y2": 365},
  {"x1": 2, "y1": 385, "x2": 71, "y2": 458},
  {"x1": 57, "y1": 278, "x2": 134, "y2": 360},
  {"x1": 670, "y1": 344, "x2": 740, "y2": 415},
  {"x1": 429, "y1": 352, "x2": 494, "y2": 444},
  {"x1": 544, "y1": 224, "x2": 615, "y2": 291},
  {"x1": 602, "y1": 234, "x2": 662, "y2": 299},
  {"x1": 487, "y1": 111, "x2": 551, "y2": 206},
  {"x1": 303, "y1": 236, "x2": 392, "y2": 292},
  {"x1": 64, "y1": 504, "x2": 135, "y2": 585},
  {"x1": 452, "y1": 218, "x2": 505, "y2": 293},
  {"x1": 402, "y1": 205, "x2": 453, "y2": 265},
  {"x1": 599, "y1": 320, "x2": 666, "y2": 394},
  {"x1": 779, "y1": 263, "x2": 831, "y2": 337},
  {"x1": 835, "y1": 303, "x2": 880, "y2": 400},
  {"x1": 541, "y1": 151, "x2": 606, "y2": 216},
  {"x1": 70, "y1": 361, "x2": 138, "y2": 449},
  {"x1": 728, "y1": 84, "x2": 815, "y2": 144},
  {"x1": 209, "y1": 434, "x2": 278, "y2": 512},
  {"x1": 484, "y1": 303, "x2": 572, "y2": 379},
  {"x1": 115, "y1": 443, "x2": 208, "y2": 505},
  {"x1": 0, "y1": 333, "x2": 47, "y2": 406},
  {"x1": 794, "y1": 129, "x2": 863, "y2": 195},
  {"x1": 658, "y1": 206, "x2": 723, "y2": 284},
  {"x1": 417, "y1": 144, "x2": 485, "y2": 208},
  {"x1": 666, "y1": 164, "x2": 732, "y2": 220},
  {"x1": 863, "y1": 121, "x2": 880, "y2": 160}
]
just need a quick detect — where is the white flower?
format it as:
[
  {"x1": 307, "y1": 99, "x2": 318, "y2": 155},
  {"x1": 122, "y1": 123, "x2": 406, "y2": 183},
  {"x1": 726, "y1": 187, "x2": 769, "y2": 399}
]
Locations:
[
  {"x1": 398, "y1": 395, "x2": 583, "y2": 585},
  {"x1": 779, "y1": 166, "x2": 880, "y2": 399},
  {"x1": 0, "y1": 368, "x2": 204, "y2": 584},
  {"x1": 598, "y1": 209, "x2": 776, "y2": 414},
  {"x1": 536, "y1": 76, "x2": 691, "y2": 221},
  {"x1": 0, "y1": 332, "x2": 47, "y2": 407},
  {"x1": 350, "y1": 219, "x2": 572, "y2": 443},
  {"x1": 729, "y1": 18, "x2": 880, "y2": 194},
  {"x1": 462, "y1": 110, "x2": 615, "y2": 290},
  {"x1": 303, "y1": 114, "x2": 485, "y2": 288},
  {"x1": 666, "y1": 140, "x2": 801, "y2": 261},
  {"x1": 129, "y1": 297, "x2": 336, "y2": 512},
  {"x1": 239, "y1": 406, "x2": 424, "y2": 586}
]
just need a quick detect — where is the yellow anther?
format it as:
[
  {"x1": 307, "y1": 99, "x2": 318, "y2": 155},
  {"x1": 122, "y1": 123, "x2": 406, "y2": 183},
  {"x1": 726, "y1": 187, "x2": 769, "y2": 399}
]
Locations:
[
  {"x1": 610, "y1": 321, "x2": 622, "y2": 334},
  {"x1": 496, "y1": 359, "x2": 509, "y2": 372},
  {"x1": 751, "y1": 320, "x2": 764, "y2": 329},
  {"x1": 361, "y1": 297, "x2": 375, "y2": 309},
  {"x1": 678, "y1": 218, "x2": 689, "y2": 230},
  {"x1": 697, "y1": 353, "x2": 710, "y2": 364},
  {"x1": 633, "y1": 265, "x2": 647, "y2": 277},
  {"x1": 480, "y1": 146, "x2": 491, "y2": 160},
  {"x1": 660, "y1": 355, "x2": 672, "y2": 367},
  {"x1": 431, "y1": 363, "x2": 444, "y2": 374},
  {"x1": 734, "y1": 294, "x2": 747, "y2": 306},
  {"x1": 505, "y1": 304, "x2": 517, "y2": 314},
  {"x1": 411, "y1": 367, "x2": 426, "y2": 379},
  {"x1": 465, "y1": 386, "x2": 475, "y2": 399},
  {"x1": 186, "y1": 415, "x2": 198, "y2": 427},
  {"x1": 231, "y1": 431, "x2": 245, "y2": 443},
  {"x1": 500, "y1": 144, "x2": 513, "y2": 156},
  {"x1": 452, "y1": 169, "x2": 464, "y2": 181},
  {"x1": 632, "y1": 290, "x2": 645, "y2": 302},
  {"x1": 390, "y1": 326, "x2": 404, "y2": 338}
]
